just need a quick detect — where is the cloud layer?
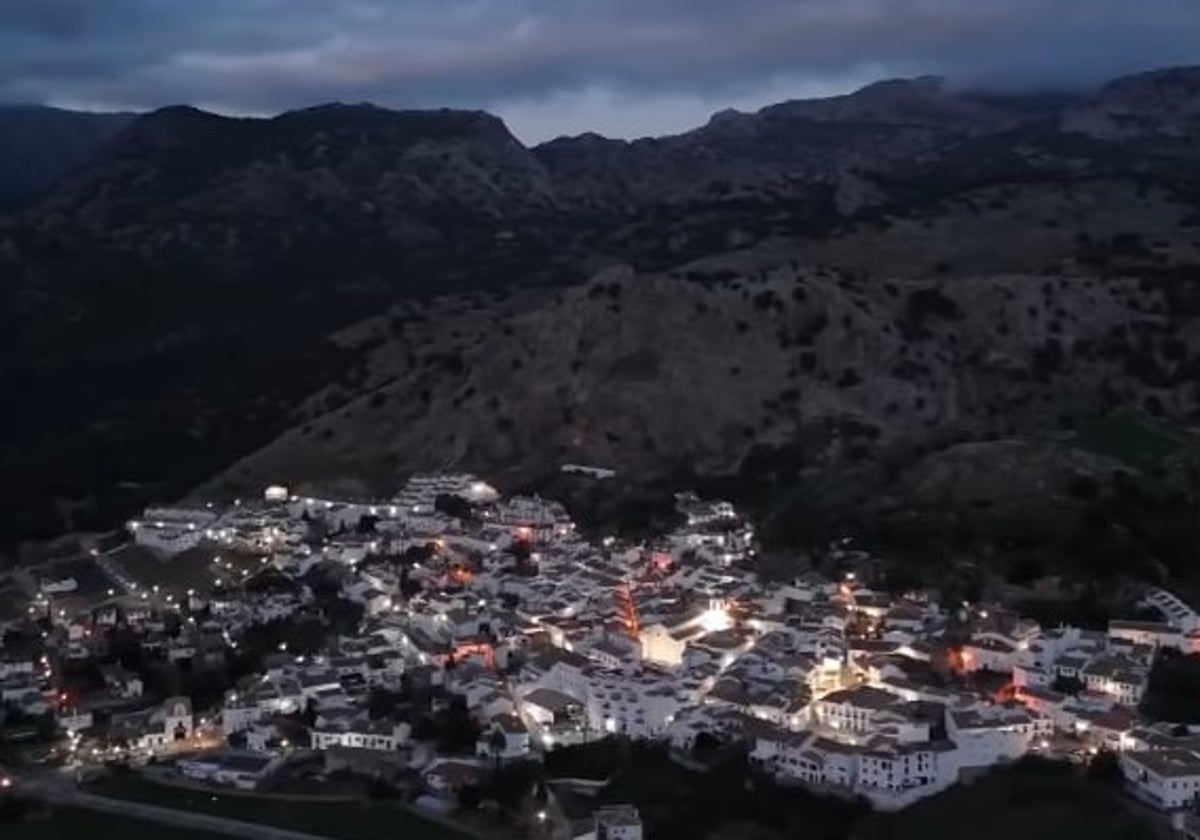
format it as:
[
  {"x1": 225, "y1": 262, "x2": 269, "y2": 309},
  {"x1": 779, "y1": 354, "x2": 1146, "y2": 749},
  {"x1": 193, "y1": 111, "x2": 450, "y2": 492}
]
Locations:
[{"x1": 2, "y1": 0, "x2": 1197, "y2": 142}]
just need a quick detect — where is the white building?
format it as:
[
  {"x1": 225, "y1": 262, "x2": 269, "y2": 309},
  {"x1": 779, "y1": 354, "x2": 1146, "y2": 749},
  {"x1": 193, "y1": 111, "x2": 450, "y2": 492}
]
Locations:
[
  {"x1": 113, "y1": 696, "x2": 195, "y2": 752},
  {"x1": 587, "y1": 675, "x2": 681, "y2": 740},
  {"x1": 945, "y1": 706, "x2": 1041, "y2": 769},
  {"x1": 1108, "y1": 620, "x2": 1185, "y2": 651},
  {"x1": 1143, "y1": 589, "x2": 1200, "y2": 634},
  {"x1": 177, "y1": 750, "x2": 283, "y2": 791},
  {"x1": 476, "y1": 714, "x2": 531, "y2": 761},
  {"x1": 639, "y1": 623, "x2": 691, "y2": 669},
  {"x1": 595, "y1": 805, "x2": 644, "y2": 840},
  {"x1": 1081, "y1": 654, "x2": 1149, "y2": 707},
  {"x1": 812, "y1": 686, "x2": 899, "y2": 734},
  {"x1": 1121, "y1": 749, "x2": 1200, "y2": 811},
  {"x1": 310, "y1": 713, "x2": 410, "y2": 752}
]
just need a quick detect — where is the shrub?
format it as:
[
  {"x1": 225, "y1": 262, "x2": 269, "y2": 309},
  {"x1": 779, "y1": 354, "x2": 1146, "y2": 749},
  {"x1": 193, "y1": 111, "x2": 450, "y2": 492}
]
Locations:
[{"x1": 836, "y1": 368, "x2": 863, "y2": 388}]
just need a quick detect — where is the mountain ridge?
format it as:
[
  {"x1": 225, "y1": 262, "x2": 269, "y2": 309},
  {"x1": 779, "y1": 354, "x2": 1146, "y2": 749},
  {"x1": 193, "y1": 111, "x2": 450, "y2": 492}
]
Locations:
[{"x1": 1, "y1": 63, "x2": 1199, "y2": 549}]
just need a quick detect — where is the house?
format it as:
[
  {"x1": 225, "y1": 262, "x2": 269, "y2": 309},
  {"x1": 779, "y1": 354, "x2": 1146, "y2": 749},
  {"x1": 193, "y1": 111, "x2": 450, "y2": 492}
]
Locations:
[
  {"x1": 587, "y1": 675, "x2": 681, "y2": 740},
  {"x1": 856, "y1": 739, "x2": 939, "y2": 794},
  {"x1": 595, "y1": 804, "x2": 644, "y2": 840},
  {"x1": 1014, "y1": 686, "x2": 1070, "y2": 728},
  {"x1": 110, "y1": 696, "x2": 195, "y2": 752},
  {"x1": 1108, "y1": 620, "x2": 1183, "y2": 651},
  {"x1": 102, "y1": 667, "x2": 144, "y2": 700},
  {"x1": 0, "y1": 658, "x2": 33, "y2": 681},
  {"x1": 476, "y1": 714, "x2": 531, "y2": 761},
  {"x1": 521, "y1": 688, "x2": 584, "y2": 728},
  {"x1": 812, "y1": 686, "x2": 899, "y2": 734},
  {"x1": 638, "y1": 623, "x2": 691, "y2": 669},
  {"x1": 176, "y1": 750, "x2": 283, "y2": 790},
  {"x1": 1120, "y1": 749, "x2": 1200, "y2": 811},
  {"x1": 883, "y1": 605, "x2": 928, "y2": 634},
  {"x1": 961, "y1": 636, "x2": 1017, "y2": 674},
  {"x1": 1, "y1": 675, "x2": 48, "y2": 715},
  {"x1": 945, "y1": 706, "x2": 1039, "y2": 768},
  {"x1": 1081, "y1": 654, "x2": 1149, "y2": 706},
  {"x1": 589, "y1": 638, "x2": 636, "y2": 670},
  {"x1": 522, "y1": 647, "x2": 591, "y2": 700},
  {"x1": 310, "y1": 712, "x2": 409, "y2": 752},
  {"x1": 1074, "y1": 707, "x2": 1138, "y2": 752},
  {"x1": 56, "y1": 709, "x2": 94, "y2": 735}
]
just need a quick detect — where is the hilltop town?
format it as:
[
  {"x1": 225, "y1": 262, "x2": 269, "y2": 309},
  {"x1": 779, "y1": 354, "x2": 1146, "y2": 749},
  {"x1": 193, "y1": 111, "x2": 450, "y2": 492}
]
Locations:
[{"x1": 3, "y1": 472, "x2": 1200, "y2": 838}]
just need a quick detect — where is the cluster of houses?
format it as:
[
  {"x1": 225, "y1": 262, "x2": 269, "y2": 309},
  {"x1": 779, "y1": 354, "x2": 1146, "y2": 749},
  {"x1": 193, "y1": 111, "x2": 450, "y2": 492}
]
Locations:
[{"x1": 8, "y1": 475, "x2": 1200, "y2": 819}]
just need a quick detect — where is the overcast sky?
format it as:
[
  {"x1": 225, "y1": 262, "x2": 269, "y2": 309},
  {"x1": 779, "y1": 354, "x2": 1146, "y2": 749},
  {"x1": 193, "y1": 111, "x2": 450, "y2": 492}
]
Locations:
[{"x1": 1, "y1": 0, "x2": 1197, "y2": 143}]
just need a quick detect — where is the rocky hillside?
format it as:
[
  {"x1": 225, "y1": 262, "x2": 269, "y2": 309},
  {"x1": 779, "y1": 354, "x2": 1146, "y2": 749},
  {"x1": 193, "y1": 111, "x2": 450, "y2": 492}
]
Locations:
[
  {"x1": 3, "y1": 65, "x2": 1200, "y2": 548},
  {"x1": 209, "y1": 262, "x2": 1200, "y2": 493}
]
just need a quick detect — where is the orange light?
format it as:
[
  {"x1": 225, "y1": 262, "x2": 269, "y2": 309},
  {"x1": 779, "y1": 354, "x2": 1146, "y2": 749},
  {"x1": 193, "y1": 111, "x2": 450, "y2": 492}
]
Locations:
[{"x1": 619, "y1": 581, "x2": 640, "y2": 639}]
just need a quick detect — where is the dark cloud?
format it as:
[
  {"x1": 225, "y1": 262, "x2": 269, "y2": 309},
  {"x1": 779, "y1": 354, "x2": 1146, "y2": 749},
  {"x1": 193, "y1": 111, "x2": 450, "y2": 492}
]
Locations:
[{"x1": 1, "y1": 0, "x2": 1197, "y2": 141}]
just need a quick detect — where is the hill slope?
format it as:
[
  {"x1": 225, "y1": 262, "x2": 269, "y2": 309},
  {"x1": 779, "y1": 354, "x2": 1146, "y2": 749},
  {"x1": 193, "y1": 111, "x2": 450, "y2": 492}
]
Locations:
[
  {"x1": 209, "y1": 262, "x2": 1200, "y2": 492},
  {"x1": 0, "y1": 105, "x2": 134, "y2": 210},
  {"x1": 3, "y1": 66, "x2": 1200, "y2": 546}
]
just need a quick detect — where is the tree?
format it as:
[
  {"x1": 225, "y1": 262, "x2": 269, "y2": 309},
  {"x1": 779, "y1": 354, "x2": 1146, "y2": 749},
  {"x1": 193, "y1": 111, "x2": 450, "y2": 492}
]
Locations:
[
  {"x1": 438, "y1": 696, "x2": 482, "y2": 754},
  {"x1": 692, "y1": 731, "x2": 723, "y2": 762},
  {"x1": 434, "y1": 494, "x2": 474, "y2": 520},
  {"x1": 488, "y1": 727, "x2": 508, "y2": 769},
  {"x1": 401, "y1": 543, "x2": 435, "y2": 565},
  {"x1": 1051, "y1": 675, "x2": 1084, "y2": 695},
  {"x1": 457, "y1": 783, "x2": 482, "y2": 811},
  {"x1": 1086, "y1": 750, "x2": 1123, "y2": 786},
  {"x1": 367, "y1": 688, "x2": 401, "y2": 720},
  {"x1": 366, "y1": 778, "x2": 395, "y2": 800},
  {"x1": 1141, "y1": 651, "x2": 1200, "y2": 723},
  {"x1": 485, "y1": 760, "x2": 543, "y2": 814},
  {"x1": 301, "y1": 698, "x2": 317, "y2": 728}
]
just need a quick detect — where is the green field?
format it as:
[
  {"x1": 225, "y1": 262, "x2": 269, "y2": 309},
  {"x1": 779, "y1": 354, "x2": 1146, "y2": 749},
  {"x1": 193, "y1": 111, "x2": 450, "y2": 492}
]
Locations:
[
  {"x1": 89, "y1": 773, "x2": 468, "y2": 840},
  {"x1": 1074, "y1": 411, "x2": 1184, "y2": 471},
  {"x1": 9, "y1": 806, "x2": 233, "y2": 840}
]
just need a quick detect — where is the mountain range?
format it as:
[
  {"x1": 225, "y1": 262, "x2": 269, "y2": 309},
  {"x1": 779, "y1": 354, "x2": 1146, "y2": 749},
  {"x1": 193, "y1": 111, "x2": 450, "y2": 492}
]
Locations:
[
  {"x1": 1, "y1": 66, "x2": 1199, "y2": 562},
  {"x1": 0, "y1": 105, "x2": 134, "y2": 211}
]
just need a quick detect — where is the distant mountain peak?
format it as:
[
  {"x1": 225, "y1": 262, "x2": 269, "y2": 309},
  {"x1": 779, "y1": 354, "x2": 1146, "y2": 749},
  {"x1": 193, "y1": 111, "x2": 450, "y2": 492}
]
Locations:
[{"x1": 851, "y1": 74, "x2": 948, "y2": 96}]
